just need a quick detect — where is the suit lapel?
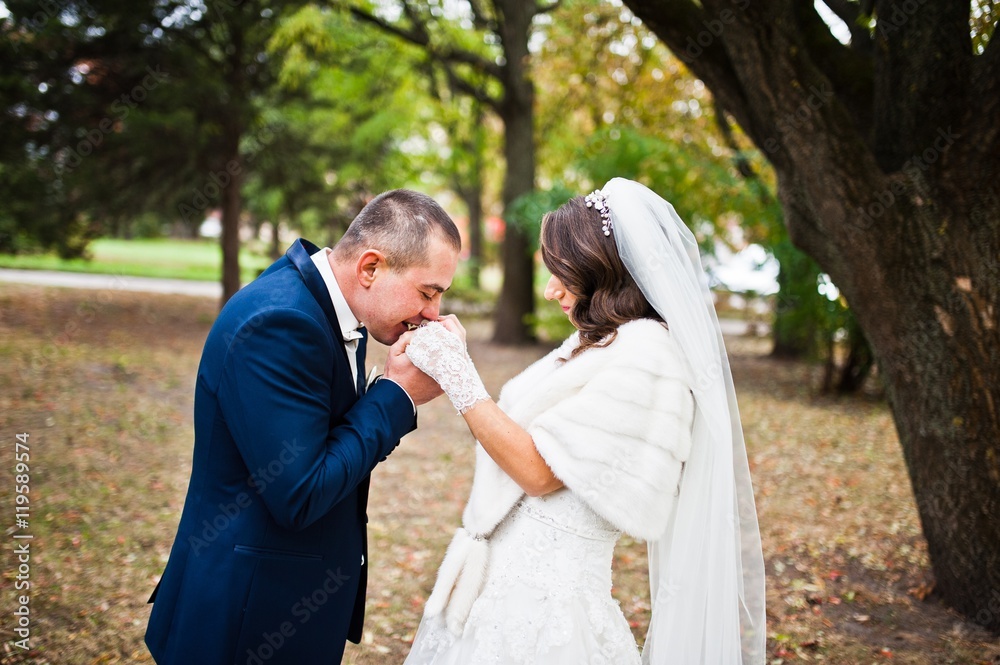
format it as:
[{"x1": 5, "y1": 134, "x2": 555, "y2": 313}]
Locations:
[
  {"x1": 288, "y1": 238, "x2": 371, "y2": 642},
  {"x1": 286, "y1": 240, "x2": 356, "y2": 392},
  {"x1": 287, "y1": 239, "x2": 341, "y2": 332},
  {"x1": 280, "y1": 239, "x2": 374, "y2": 642}
]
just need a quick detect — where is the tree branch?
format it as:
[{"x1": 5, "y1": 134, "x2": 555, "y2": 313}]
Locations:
[
  {"x1": 443, "y1": 64, "x2": 500, "y2": 111},
  {"x1": 535, "y1": 0, "x2": 561, "y2": 16},
  {"x1": 347, "y1": 4, "x2": 503, "y2": 80},
  {"x1": 400, "y1": 1, "x2": 431, "y2": 43},
  {"x1": 467, "y1": 0, "x2": 496, "y2": 32},
  {"x1": 819, "y1": 0, "x2": 874, "y2": 55},
  {"x1": 439, "y1": 46, "x2": 504, "y2": 79},
  {"x1": 348, "y1": 6, "x2": 427, "y2": 47},
  {"x1": 714, "y1": 99, "x2": 756, "y2": 180},
  {"x1": 793, "y1": 1, "x2": 874, "y2": 136},
  {"x1": 871, "y1": 0, "x2": 973, "y2": 167},
  {"x1": 622, "y1": 0, "x2": 752, "y2": 137}
]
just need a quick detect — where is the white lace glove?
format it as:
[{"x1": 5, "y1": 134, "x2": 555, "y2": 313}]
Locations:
[{"x1": 405, "y1": 322, "x2": 490, "y2": 414}]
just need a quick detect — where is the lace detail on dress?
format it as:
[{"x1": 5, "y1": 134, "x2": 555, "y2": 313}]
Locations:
[
  {"x1": 406, "y1": 323, "x2": 490, "y2": 414},
  {"x1": 405, "y1": 489, "x2": 640, "y2": 665}
]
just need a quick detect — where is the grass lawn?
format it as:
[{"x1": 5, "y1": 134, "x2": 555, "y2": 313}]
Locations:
[
  {"x1": 0, "y1": 238, "x2": 273, "y2": 283},
  {"x1": 1, "y1": 283, "x2": 998, "y2": 664}
]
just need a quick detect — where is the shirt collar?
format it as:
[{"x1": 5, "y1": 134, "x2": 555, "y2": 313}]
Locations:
[{"x1": 310, "y1": 247, "x2": 363, "y2": 341}]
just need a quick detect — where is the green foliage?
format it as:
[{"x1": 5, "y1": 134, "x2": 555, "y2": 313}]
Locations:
[
  {"x1": 504, "y1": 184, "x2": 577, "y2": 252},
  {"x1": 534, "y1": 1, "x2": 783, "y2": 252},
  {"x1": 253, "y1": 4, "x2": 440, "y2": 240},
  {"x1": 771, "y1": 235, "x2": 830, "y2": 358},
  {"x1": 0, "y1": 0, "x2": 300, "y2": 256},
  {"x1": 0, "y1": 237, "x2": 271, "y2": 282},
  {"x1": 0, "y1": 1, "x2": 108, "y2": 256},
  {"x1": 966, "y1": 0, "x2": 994, "y2": 53},
  {"x1": 770, "y1": 233, "x2": 855, "y2": 361},
  {"x1": 579, "y1": 126, "x2": 775, "y2": 234}
]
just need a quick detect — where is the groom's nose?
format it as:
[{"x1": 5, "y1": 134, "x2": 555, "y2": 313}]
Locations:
[{"x1": 420, "y1": 300, "x2": 441, "y2": 321}]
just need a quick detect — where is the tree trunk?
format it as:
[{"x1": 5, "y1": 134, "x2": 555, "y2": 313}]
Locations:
[
  {"x1": 345, "y1": 0, "x2": 539, "y2": 342},
  {"x1": 270, "y1": 219, "x2": 282, "y2": 260},
  {"x1": 835, "y1": 315, "x2": 874, "y2": 394},
  {"x1": 771, "y1": 70, "x2": 1000, "y2": 640},
  {"x1": 491, "y1": 0, "x2": 537, "y2": 345},
  {"x1": 458, "y1": 182, "x2": 484, "y2": 290},
  {"x1": 861, "y1": 201, "x2": 1000, "y2": 629},
  {"x1": 452, "y1": 104, "x2": 486, "y2": 291},
  {"x1": 219, "y1": 148, "x2": 243, "y2": 307},
  {"x1": 219, "y1": 10, "x2": 246, "y2": 308},
  {"x1": 624, "y1": 0, "x2": 1000, "y2": 630},
  {"x1": 468, "y1": 191, "x2": 483, "y2": 289}
]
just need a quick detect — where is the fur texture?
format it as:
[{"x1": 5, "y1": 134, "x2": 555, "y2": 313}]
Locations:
[
  {"x1": 423, "y1": 528, "x2": 472, "y2": 618},
  {"x1": 426, "y1": 319, "x2": 697, "y2": 632}
]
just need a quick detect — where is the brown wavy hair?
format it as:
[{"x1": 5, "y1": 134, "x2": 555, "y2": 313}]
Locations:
[{"x1": 540, "y1": 195, "x2": 662, "y2": 359}]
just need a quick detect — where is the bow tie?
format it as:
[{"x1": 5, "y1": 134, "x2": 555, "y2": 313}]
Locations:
[{"x1": 343, "y1": 326, "x2": 365, "y2": 343}]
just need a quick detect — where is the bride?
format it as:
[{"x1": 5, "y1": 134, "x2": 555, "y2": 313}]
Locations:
[{"x1": 400, "y1": 178, "x2": 766, "y2": 664}]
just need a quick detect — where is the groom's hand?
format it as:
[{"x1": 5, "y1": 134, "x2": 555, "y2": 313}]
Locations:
[{"x1": 383, "y1": 331, "x2": 444, "y2": 406}]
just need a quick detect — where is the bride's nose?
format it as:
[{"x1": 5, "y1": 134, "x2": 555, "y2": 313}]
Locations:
[{"x1": 544, "y1": 275, "x2": 563, "y2": 301}]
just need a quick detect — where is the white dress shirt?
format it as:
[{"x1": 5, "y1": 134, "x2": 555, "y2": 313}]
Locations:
[
  {"x1": 311, "y1": 247, "x2": 364, "y2": 393},
  {"x1": 309, "y1": 247, "x2": 416, "y2": 413}
]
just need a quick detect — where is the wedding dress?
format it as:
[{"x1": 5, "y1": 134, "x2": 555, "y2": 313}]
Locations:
[
  {"x1": 403, "y1": 318, "x2": 695, "y2": 665},
  {"x1": 404, "y1": 488, "x2": 641, "y2": 665},
  {"x1": 404, "y1": 178, "x2": 766, "y2": 664}
]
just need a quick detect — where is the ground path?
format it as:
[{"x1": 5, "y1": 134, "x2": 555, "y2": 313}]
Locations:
[
  {"x1": 0, "y1": 281, "x2": 995, "y2": 663},
  {"x1": 0, "y1": 267, "x2": 221, "y2": 298},
  {"x1": 0, "y1": 268, "x2": 761, "y2": 336}
]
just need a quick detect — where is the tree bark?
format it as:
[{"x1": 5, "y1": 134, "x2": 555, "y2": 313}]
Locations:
[
  {"x1": 451, "y1": 102, "x2": 486, "y2": 291},
  {"x1": 624, "y1": 0, "x2": 1000, "y2": 630},
  {"x1": 468, "y1": 190, "x2": 483, "y2": 289},
  {"x1": 218, "y1": 7, "x2": 248, "y2": 308},
  {"x1": 270, "y1": 219, "x2": 282, "y2": 260},
  {"x1": 456, "y1": 180, "x2": 484, "y2": 290},
  {"x1": 220, "y1": 148, "x2": 243, "y2": 306},
  {"x1": 345, "y1": 0, "x2": 541, "y2": 342},
  {"x1": 491, "y1": 0, "x2": 537, "y2": 344}
]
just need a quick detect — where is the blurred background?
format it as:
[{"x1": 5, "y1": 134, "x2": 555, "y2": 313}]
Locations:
[
  {"x1": 0, "y1": 0, "x2": 866, "y2": 376},
  {"x1": 1, "y1": 1, "x2": 998, "y2": 662}
]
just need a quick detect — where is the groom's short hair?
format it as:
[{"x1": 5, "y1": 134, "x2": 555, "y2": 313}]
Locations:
[{"x1": 334, "y1": 189, "x2": 460, "y2": 269}]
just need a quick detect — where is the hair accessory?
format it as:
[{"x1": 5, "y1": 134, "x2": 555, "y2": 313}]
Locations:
[{"x1": 585, "y1": 189, "x2": 613, "y2": 236}]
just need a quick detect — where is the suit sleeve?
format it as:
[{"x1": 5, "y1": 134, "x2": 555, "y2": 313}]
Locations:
[{"x1": 217, "y1": 307, "x2": 415, "y2": 531}]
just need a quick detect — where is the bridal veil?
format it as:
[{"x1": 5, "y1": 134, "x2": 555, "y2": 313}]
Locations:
[{"x1": 600, "y1": 178, "x2": 766, "y2": 664}]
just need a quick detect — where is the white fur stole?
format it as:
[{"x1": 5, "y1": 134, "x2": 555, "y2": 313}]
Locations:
[{"x1": 423, "y1": 319, "x2": 696, "y2": 633}]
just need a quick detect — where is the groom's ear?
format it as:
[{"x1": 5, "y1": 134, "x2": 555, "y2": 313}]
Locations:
[{"x1": 356, "y1": 250, "x2": 385, "y2": 288}]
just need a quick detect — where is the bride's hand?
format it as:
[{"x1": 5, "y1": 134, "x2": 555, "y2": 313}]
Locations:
[
  {"x1": 435, "y1": 314, "x2": 467, "y2": 344},
  {"x1": 405, "y1": 322, "x2": 489, "y2": 414}
]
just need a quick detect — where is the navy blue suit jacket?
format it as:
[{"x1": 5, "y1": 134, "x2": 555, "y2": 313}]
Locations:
[{"x1": 145, "y1": 239, "x2": 416, "y2": 664}]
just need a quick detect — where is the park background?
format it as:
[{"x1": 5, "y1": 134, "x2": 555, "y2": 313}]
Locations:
[{"x1": 1, "y1": 0, "x2": 998, "y2": 663}]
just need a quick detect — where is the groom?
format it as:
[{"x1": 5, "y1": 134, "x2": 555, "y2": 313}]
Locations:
[{"x1": 145, "y1": 189, "x2": 461, "y2": 664}]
